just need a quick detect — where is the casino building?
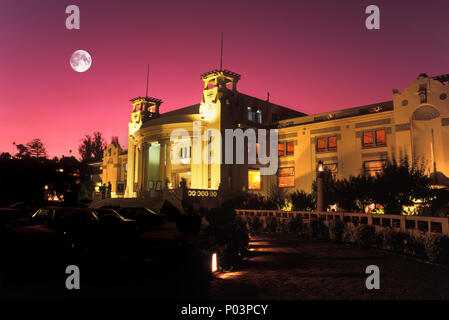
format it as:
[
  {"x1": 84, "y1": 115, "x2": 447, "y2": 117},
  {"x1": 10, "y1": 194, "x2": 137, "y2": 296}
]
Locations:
[{"x1": 99, "y1": 70, "x2": 449, "y2": 201}]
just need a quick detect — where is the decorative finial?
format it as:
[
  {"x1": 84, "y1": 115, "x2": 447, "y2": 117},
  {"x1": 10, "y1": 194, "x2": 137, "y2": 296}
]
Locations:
[
  {"x1": 220, "y1": 32, "x2": 223, "y2": 71},
  {"x1": 145, "y1": 64, "x2": 149, "y2": 98}
]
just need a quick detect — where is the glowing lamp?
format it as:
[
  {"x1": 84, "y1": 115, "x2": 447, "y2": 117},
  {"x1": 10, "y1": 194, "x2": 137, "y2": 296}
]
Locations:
[
  {"x1": 211, "y1": 252, "x2": 218, "y2": 272},
  {"x1": 317, "y1": 160, "x2": 324, "y2": 172}
]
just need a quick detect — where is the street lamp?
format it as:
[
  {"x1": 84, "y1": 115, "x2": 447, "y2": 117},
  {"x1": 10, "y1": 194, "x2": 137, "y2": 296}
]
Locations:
[{"x1": 317, "y1": 160, "x2": 324, "y2": 212}]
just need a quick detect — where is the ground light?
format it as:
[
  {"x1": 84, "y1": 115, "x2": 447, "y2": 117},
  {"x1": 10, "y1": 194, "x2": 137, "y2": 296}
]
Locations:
[{"x1": 211, "y1": 252, "x2": 218, "y2": 272}]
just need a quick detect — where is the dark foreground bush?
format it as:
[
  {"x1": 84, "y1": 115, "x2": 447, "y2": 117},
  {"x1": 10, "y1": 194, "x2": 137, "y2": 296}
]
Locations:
[
  {"x1": 423, "y1": 234, "x2": 449, "y2": 264},
  {"x1": 381, "y1": 229, "x2": 408, "y2": 253},
  {"x1": 303, "y1": 219, "x2": 328, "y2": 240},
  {"x1": 354, "y1": 225, "x2": 375, "y2": 248},
  {"x1": 328, "y1": 220, "x2": 344, "y2": 242},
  {"x1": 265, "y1": 216, "x2": 278, "y2": 232},
  {"x1": 287, "y1": 215, "x2": 303, "y2": 234},
  {"x1": 248, "y1": 216, "x2": 263, "y2": 233}
]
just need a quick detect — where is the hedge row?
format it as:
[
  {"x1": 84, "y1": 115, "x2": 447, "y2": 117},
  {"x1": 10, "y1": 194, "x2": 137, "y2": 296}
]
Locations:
[{"x1": 246, "y1": 216, "x2": 449, "y2": 265}]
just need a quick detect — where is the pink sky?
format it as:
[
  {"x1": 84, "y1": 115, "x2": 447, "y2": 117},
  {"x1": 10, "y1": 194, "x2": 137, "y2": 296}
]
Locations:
[{"x1": 1, "y1": 0, "x2": 449, "y2": 158}]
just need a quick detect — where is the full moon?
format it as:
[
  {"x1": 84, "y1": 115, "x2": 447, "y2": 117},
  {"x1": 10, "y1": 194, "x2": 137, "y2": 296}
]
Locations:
[{"x1": 70, "y1": 50, "x2": 92, "y2": 72}]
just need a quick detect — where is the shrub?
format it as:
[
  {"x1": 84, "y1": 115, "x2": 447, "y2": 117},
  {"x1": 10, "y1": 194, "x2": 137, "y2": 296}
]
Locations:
[
  {"x1": 382, "y1": 229, "x2": 408, "y2": 253},
  {"x1": 342, "y1": 224, "x2": 357, "y2": 244},
  {"x1": 265, "y1": 216, "x2": 278, "y2": 232},
  {"x1": 404, "y1": 232, "x2": 426, "y2": 258},
  {"x1": 423, "y1": 234, "x2": 449, "y2": 264},
  {"x1": 373, "y1": 229, "x2": 384, "y2": 248},
  {"x1": 303, "y1": 219, "x2": 326, "y2": 239},
  {"x1": 248, "y1": 216, "x2": 263, "y2": 233},
  {"x1": 328, "y1": 220, "x2": 344, "y2": 242},
  {"x1": 290, "y1": 190, "x2": 314, "y2": 211},
  {"x1": 279, "y1": 219, "x2": 290, "y2": 233},
  {"x1": 354, "y1": 225, "x2": 375, "y2": 248},
  {"x1": 318, "y1": 224, "x2": 330, "y2": 241},
  {"x1": 287, "y1": 215, "x2": 303, "y2": 234}
]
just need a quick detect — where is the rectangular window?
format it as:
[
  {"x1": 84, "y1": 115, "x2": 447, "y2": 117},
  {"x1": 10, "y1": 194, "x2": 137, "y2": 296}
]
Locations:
[
  {"x1": 248, "y1": 169, "x2": 261, "y2": 190},
  {"x1": 278, "y1": 167, "x2": 294, "y2": 188},
  {"x1": 316, "y1": 136, "x2": 337, "y2": 152},
  {"x1": 316, "y1": 137, "x2": 326, "y2": 152},
  {"x1": 286, "y1": 141, "x2": 294, "y2": 156},
  {"x1": 363, "y1": 129, "x2": 387, "y2": 148},
  {"x1": 363, "y1": 131, "x2": 374, "y2": 147},
  {"x1": 278, "y1": 143, "x2": 285, "y2": 156},
  {"x1": 376, "y1": 129, "x2": 386, "y2": 146},
  {"x1": 248, "y1": 107, "x2": 262, "y2": 124},
  {"x1": 327, "y1": 136, "x2": 337, "y2": 151},
  {"x1": 364, "y1": 160, "x2": 386, "y2": 177}
]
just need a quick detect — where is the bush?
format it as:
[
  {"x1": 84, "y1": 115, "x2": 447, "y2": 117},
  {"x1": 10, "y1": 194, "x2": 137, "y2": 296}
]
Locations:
[
  {"x1": 248, "y1": 216, "x2": 263, "y2": 233},
  {"x1": 328, "y1": 220, "x2": 344, "y2": 242},
  {"x1": 381, "y1": 229, "x2": 408, "y2": 253},
  {"x1": 354, "y1": 225, "x2": 375, "y2": 248},
  {"x1": 265, "y1": 216, "x2": 278, "y2": 232},
  {"x1": 279, "y1": 219, "x2": 290, "y2": 233},
  {"x1": 423, "y1": 234, "x2": 449, "y2": 264},
  {"x1": 287, "y1": 215, "x2": 303, "y2": 234},
  {"x1": 373, "y1": 229, "x2": 384, "y2": 248},
  {"x1": 342, "y1": 224, "x2": 357, "y2": 244},
  {"x1": 303, "y1": 219, "x2": 326, "y2": 239},
  {"x1": 404, "y1": 232, "x2": 426, "y2": 258},
  {"x1": 319, "y1": 224, "x2": 330, "y2": 241},
  {"x1": 290, "y1": 190, "x2": 314, "y2": 211}
]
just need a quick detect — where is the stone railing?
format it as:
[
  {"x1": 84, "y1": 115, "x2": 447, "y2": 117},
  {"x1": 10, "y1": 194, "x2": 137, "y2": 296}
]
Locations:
[
  {"x1": 186, "y1": 189, "x2": 219, "y2": 198},
  {"x1": 235, "y1": 209, "x2": 449, "y2": 236}
]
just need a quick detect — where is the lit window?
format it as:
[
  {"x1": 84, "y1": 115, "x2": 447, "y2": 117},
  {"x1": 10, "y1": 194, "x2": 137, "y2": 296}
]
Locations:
[
  {"x1": 363, "y1": 131, "x2": 374, "y2": 147},
  {"x1": 376, "y1": 129, "x2": 386, "y2": 146},
  {"x1": 286, "y1": 142, "x2": 294, "y2": 156},
  {"x1": 327, "y1": 136, "x2": 337, "y2": 151},
  {"x1": 278, "y1": 167, "x2": 294, "y2": 188},
  {"x1": 363, "y1": 129, "x2": 387, "y2": 147},
  {"x1": 316, "y1": 138, "x2": 326, "y2": 152},
  {"x1": 364, "y1": 160, "x2": 386, "y2": 177},
  {"x1": 278, "y1": 143, "x2": 285, "y2": 156},
  {"x1": 248, "y1": 169, "x2": 261, "y2": 190},
  {"x1": 248, "y1": 107, "x2": 262, "y2": 124}
]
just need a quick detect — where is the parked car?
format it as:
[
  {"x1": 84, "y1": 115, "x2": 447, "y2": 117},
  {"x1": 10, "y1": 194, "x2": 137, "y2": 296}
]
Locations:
[
  {"x1": 31, "y1": 207, "x2": 135, "y2": 250},
  {"x1": 101, "y1": 206, "x2": 165, "y2": 232},
  {"x1": 0, "y1": 207, "x2": 31, "y2": 227}
]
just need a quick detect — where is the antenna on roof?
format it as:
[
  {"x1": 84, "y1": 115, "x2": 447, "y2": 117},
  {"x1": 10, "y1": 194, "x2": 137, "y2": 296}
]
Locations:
[
  {"x1": 145, "y1": 64, "x2": 149, "y2": 98},
  {"x1": 219, "y1": 32, "x2": 223, "y2": 71}
]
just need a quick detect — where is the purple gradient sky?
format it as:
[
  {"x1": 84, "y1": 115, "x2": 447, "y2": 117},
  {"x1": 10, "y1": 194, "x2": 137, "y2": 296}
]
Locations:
[{"x1": 1, "y1": 0, "x2": 449, "y2": 158}]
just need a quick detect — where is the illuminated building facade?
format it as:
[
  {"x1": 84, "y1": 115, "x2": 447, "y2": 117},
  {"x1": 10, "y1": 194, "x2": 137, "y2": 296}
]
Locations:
[{"x1": 101, "y1": 71, "x2": 449, "y2": 200}]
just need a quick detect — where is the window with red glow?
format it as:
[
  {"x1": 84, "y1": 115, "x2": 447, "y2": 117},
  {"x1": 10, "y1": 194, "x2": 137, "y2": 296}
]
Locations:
[
  {"x1": 376, "y1": 129, "x2": 386, "y2": 146},
  {"x1": 278, "y1": 167, "x2": 294, "y2": 188},
  {"x1": 327, "y1": 136, "x2": 337, "y2": 151},
  {"x1": 363, "y1": 131, "x2": 374, "y2": 147},
  {"x1": 316, "y1": 138, "x2": 326, "y2": 152},
  {"x1": 278, "y1": 143, "x2": 285, "y2": 156},
  {"x1": 286, "y1": 142, "x2": 294, "y2": 156},
  {"x1": 364, "y1": 160, "x2": 386, "y2": 177}
]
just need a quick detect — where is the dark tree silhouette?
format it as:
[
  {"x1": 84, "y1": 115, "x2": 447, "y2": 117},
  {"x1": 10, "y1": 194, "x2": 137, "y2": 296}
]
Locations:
[
  {"x1": 15, "y1": 144, "x2": 30, "y2": 159},
  {"x1": 0, "y1": 152, "x2": 12, "y2": 160},
  {"x1": 26, "y1": 138, "x2": 47, "y2": 158},
  {"x1": 79, "y1": 132, "x2": 106, "y2": 162}
]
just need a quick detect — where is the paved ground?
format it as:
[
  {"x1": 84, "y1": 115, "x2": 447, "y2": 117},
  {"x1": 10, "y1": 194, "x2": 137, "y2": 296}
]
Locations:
[{"x1": 209, "y1": 233, "x2": 449, "y2": 300}]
